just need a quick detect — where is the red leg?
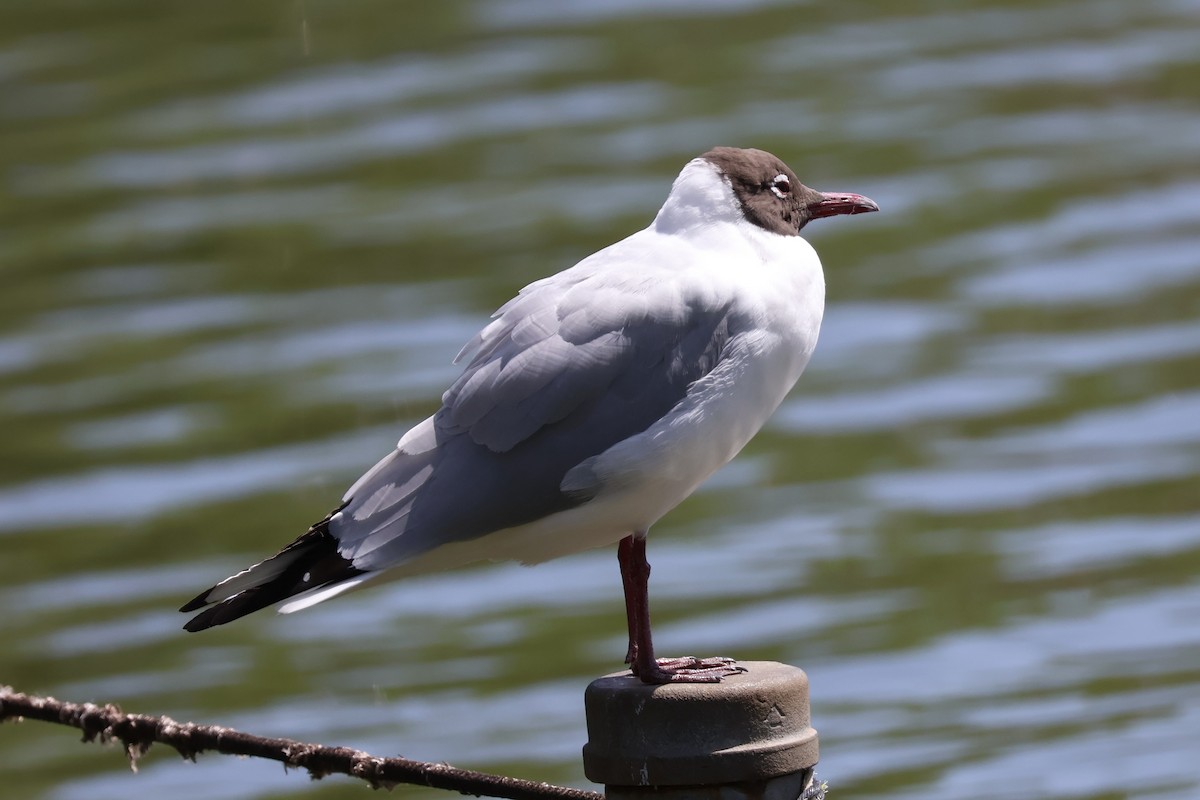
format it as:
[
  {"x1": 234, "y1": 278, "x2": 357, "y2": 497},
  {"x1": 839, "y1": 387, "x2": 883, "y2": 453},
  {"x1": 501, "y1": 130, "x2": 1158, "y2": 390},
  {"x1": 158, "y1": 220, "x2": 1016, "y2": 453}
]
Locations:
[
  {"x1": 617, "y1": 535, "x2": 639, "y2": 665},
  {"x1": 618, "y1": 532, "x2": 745, "y2": 684}
]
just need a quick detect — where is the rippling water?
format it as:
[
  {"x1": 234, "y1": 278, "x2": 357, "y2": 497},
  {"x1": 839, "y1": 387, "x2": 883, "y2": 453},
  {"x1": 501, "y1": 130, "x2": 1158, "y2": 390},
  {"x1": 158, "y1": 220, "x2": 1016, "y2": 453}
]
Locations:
[{"x1": 3, "y1": 2, "x2": 1199, "y2": 799}]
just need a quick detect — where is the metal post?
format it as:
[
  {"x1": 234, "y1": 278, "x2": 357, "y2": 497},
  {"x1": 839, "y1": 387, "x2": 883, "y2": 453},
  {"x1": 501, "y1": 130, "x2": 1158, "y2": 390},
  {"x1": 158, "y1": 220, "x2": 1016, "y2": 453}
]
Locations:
[{"x1": 582, "y1": 662, "x2": 819, "y2": 800}]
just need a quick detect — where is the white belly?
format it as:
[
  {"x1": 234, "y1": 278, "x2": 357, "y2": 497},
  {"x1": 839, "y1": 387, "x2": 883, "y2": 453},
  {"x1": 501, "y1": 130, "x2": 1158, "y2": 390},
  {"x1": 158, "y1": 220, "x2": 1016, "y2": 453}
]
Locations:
[
  {"x1": 391, "y1": 227, "x2": 825, "y2": 575},
  {"x1": 395, "y1": 324, "x2": 814, "y2": 572}
]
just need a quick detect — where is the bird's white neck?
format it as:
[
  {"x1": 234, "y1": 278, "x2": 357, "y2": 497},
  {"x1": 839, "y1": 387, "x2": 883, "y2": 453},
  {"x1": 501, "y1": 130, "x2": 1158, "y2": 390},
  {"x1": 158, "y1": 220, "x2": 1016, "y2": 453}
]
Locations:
[{"x1": 652, "y1": 159, "x2": 744, "y2": 236}]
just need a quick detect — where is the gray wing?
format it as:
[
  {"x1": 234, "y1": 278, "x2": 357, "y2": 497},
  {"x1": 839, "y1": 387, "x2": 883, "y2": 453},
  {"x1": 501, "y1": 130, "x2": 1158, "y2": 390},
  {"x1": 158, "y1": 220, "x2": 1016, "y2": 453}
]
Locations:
[{"x1": 332, "y1": 277, "x2": 736, "y2": 570}]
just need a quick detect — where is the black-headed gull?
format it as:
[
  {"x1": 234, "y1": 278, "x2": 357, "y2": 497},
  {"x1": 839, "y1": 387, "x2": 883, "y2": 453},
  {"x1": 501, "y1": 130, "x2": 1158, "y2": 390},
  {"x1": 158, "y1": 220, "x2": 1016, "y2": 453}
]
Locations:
[{"x1": 182, "y1": 147, "x2": 878, "y2": 684}]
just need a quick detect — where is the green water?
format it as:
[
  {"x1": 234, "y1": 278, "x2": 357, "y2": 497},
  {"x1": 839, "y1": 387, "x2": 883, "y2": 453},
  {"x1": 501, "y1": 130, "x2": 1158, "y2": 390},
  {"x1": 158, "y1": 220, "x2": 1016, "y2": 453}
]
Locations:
[{"x1": 2, "y1": 1, "x2": 1199, "y2": 798}]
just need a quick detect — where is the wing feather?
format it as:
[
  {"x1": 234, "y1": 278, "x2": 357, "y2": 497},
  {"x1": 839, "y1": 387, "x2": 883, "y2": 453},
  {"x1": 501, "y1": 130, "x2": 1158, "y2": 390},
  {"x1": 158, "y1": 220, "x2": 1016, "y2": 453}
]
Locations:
[{"x1": 332, "y1": 265, "x2": 739, "y2": 571}]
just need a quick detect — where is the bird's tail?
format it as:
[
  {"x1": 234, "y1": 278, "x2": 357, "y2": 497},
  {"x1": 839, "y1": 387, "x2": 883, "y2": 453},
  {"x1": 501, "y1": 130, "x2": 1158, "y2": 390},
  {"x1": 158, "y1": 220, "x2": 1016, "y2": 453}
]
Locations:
[{"x1": 180, "y1": 510, "x2": 364, "y2": 632}]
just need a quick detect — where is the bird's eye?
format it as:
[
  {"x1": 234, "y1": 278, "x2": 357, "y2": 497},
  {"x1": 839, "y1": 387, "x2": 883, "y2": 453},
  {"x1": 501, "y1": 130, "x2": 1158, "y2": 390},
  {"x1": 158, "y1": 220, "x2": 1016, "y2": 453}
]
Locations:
[{"x1": 770, "y1": 174, "x2": 791, "y2": 198}]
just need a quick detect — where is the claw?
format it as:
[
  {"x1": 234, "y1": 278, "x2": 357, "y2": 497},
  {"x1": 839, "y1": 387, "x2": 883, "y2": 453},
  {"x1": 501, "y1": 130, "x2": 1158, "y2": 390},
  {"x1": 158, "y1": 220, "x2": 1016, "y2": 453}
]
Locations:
[
  {"x1": 631, "y1": 656, "x2": 746, "y2": 685},
  {"x1": 619, "y1": 536, "x2": 747, "y2": 685}
]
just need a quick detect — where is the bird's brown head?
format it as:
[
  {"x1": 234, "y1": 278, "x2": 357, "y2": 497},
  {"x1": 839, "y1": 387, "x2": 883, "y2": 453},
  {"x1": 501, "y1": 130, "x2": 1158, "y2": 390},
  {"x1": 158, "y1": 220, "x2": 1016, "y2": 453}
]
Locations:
[{"x1": 701, "y1": 146, "x2": 878, "y2": 236}]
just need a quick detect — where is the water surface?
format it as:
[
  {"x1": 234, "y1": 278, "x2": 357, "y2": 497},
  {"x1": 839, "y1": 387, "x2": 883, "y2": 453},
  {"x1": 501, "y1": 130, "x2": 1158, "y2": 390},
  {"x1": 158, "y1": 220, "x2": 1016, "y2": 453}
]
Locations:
[{"x1": 2, "y1": 2, "x2": 1199, "y2": 799}]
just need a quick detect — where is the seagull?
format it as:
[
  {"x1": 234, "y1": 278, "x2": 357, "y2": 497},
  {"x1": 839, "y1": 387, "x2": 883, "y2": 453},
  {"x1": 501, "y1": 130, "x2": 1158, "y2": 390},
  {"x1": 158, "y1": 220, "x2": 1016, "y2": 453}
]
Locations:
[{"x1": 181, "y1": 147, "x2": 877, "y2": 684}]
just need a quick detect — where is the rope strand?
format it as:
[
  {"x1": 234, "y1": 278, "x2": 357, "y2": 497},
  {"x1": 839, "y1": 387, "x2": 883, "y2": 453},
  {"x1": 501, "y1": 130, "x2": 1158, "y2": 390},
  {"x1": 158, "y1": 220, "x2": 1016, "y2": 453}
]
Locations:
[{"x1": 0, "y1": 685, "x2": 602, "y2": 800}]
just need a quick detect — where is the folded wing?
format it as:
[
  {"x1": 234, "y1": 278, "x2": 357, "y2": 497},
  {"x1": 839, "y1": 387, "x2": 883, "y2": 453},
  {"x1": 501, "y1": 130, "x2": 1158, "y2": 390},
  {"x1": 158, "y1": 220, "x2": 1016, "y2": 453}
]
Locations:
[{"x1": 182, "y1": 266, "x2": 737, "y2": 629}]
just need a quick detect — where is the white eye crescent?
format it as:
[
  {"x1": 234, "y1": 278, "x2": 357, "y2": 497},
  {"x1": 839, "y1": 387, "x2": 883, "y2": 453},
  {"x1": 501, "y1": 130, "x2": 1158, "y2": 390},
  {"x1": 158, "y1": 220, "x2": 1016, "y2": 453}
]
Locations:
[{"x1": 770, "y1": 173, "x2": 791, "y2": 198}]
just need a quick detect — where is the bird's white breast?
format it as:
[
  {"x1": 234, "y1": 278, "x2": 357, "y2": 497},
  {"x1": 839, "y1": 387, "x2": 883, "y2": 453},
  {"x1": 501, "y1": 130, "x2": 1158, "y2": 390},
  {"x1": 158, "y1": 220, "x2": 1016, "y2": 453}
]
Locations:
[
  {"x1": 377, "y1": 161, "x2": 826, "y2": 571},
  {"x1": 572, "y1": 222, "x2": 825, "y2": 498},
  {"x1": 469, "y1": 234, "x2": 820, "y2": 564}
]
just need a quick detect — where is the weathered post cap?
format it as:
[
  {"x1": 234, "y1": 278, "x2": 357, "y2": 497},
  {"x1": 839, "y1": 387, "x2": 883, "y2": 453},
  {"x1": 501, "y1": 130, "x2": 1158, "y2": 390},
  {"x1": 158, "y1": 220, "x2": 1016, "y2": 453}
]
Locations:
[{"x1": 582, "y1": 661, "x2": 818, "y2": 791}]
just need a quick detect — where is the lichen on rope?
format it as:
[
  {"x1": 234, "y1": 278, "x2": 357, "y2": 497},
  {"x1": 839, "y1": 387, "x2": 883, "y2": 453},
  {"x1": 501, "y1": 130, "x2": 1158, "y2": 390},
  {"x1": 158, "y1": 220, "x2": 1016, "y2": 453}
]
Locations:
[{"x1": 0, "y1": 685, "x2": 601, "y2": 800}]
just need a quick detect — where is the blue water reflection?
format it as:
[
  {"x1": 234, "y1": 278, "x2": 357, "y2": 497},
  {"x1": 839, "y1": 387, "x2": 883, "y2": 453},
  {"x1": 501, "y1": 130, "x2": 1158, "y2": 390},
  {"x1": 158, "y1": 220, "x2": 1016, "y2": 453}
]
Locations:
[{"x1": 1, "y1": 1, "x2": 1198, "y2": 799}]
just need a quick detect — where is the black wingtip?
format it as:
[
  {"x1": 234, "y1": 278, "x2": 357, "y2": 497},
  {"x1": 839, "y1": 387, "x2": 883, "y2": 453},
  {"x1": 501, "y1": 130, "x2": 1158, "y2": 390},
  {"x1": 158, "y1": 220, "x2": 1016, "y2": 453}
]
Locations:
[
  {"x1": 179, "y1": 509, "x2": 361, "y2": 632},
  {"x1": 182, "y1": 614, "x2": 214, "y2": 633},
  {"x1": 182, "y1": 601, "x2": 238, "y2": 632},
  {"x1": 179, "y1": 590, "x2": 214, "y2": 613}
]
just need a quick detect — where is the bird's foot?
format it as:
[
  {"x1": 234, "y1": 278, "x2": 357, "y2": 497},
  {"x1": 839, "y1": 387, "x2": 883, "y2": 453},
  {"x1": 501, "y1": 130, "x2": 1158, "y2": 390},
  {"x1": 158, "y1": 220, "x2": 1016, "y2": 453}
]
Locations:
[{"x1": 631, "y1": 655, "x2": 747, "y2": 684}]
